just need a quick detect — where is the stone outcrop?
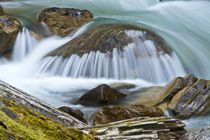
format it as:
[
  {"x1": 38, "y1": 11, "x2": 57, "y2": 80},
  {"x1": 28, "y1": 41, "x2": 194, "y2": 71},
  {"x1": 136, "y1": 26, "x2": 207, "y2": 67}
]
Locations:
[
  {"x1": 58, "y1": 106, "x2": 87, "y2": 124},
  {"x1": 0, "y1": 80, "x2": 93, "y2": 139},
  {"x1": 91, "y1": 104, "x2": 163, "y2": 125},
  {"x1": 84, "y1": 117, "x2": 186, "y2": 140},
  {"x1": 152, "y1": 74, "x2": 210, "y2": 119},
  {"x1": 38, "y1": 7, "x2": 93, "y2": 36},
  {"x1": 78, "y1": 84, "x2": 126, "y2": 106},
  {"x1": 48, "y1": 24, "x2": 172, "y2": 57},
  {"x1": 0, "y1": 16, "x2": 21, "y2": 58}
]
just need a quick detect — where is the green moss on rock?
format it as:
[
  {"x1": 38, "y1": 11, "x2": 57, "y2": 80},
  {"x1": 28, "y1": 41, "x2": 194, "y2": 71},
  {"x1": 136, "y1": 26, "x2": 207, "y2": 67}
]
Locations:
[{"x1": 0, "y1": 97, "x2": 93, "y2": 139}]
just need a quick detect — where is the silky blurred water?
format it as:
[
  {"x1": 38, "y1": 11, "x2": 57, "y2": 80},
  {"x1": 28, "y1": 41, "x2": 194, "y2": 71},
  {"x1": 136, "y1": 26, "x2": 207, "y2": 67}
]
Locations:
[{"x1": 0, "y1": 0, "x2": 209, "y2": 129}]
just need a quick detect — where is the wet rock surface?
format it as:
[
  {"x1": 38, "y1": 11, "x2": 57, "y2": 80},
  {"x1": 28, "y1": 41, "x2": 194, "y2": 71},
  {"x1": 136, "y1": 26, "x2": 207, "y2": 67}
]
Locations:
[
  {"x1": 49, "y1": 24, "x2": 172, "y2": 57},
  {"x1": 58, "y1": 106, "x2": 87, "y2": 124},
  {"x1": 91, "y1": 104, "x2": 163, "y2": 125},
  {"x1": 0, "y1": 16, "x2": 21, "y2": 58},
  {"x1": 153, "y1": 74, "x2": 210, "y2": 119},
  {"x1": 184, "y1": 126, "x2": 210, "y2": 140},
  {"x1": 78, "y1": 84, "x2": 126, "y2": 106},
  {"x1": 38, "y1": 7, "x2": 93, "y2": 36},
  {"x1": 84, "y1": 116, "x2": 186, "y2": 140}
]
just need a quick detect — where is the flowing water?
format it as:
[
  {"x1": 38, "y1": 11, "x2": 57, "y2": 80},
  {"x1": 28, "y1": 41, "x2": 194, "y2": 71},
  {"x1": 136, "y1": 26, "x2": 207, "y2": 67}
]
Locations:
[{"x1": 0, "y1": 0, "x2": 210, "y2": 129}]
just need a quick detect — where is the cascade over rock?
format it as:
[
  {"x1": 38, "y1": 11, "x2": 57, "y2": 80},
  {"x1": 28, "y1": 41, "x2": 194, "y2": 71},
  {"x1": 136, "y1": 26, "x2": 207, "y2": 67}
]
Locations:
[
  {"x1": 49, "y1": 24, "x2": 172, "y2": 57},
  {"x1": 78, "y1": 84, "x2": 126, "y2": 106},
  {"x1": 0, "y1": 15, "x2": 21, "y2": 58},
  {"x1": 91, "y1": 104, "x2": 163, "y2": 125},
  {"x1": 38, "y1": 7, "x2": 93, "y2": 37},
  {"x1": 42, "y1": 24, "x2": 184, "y2": 82}
]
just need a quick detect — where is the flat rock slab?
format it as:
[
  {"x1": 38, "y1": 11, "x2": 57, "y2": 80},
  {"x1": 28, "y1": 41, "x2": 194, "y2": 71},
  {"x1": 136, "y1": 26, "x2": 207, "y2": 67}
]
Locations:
[{"x1": 84, "y1": 116, "x2": 186, "y2": 140}]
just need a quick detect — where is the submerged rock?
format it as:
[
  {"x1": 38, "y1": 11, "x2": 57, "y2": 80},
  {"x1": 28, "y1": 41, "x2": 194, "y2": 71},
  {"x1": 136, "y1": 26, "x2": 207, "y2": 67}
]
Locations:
[
  {"x1": 184, "y1": 126, "x2": 210, "y2": 140},
  {"x1": 129, "y1": 86, "x2": 163, "y2": 105},
  {"x1": 110, "y1": 82, "x2": 136, "y2": 90},
  {"x1": 0, "y1": 16, "x2": 21, "y2": 58},
  {"x1": 38, "y1": 7, "x2": 93, "y2": 36},
  {"x1": 78, "y1": 84, "x2": 126, "y2": 106},
  {"x1": 84, "y1": 116, "x2": 186, "y2": 139},
  {"x1": 58, "y1": 106, "x2": 87, "y2": 124},
  {"x1": 48, "y1": 24, "x2": 172, "y2": 57},
  {"x1": 0, "y1": 81, "x2": 93, "y2": 139},
  {"x1": 91, "y1": 104, "x2": 163, "y2": 125},
  {"x1": 153, "y1": 74, "x2": 210, "y2": 119}
]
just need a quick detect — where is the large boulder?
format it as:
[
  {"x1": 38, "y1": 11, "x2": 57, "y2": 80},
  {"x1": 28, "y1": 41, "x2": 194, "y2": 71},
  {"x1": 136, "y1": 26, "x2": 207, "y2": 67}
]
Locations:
[
  {"x1": 78, "y1": 84, "x2": 126, "y2": 106},
  {"x1": 152, "y1": 74, "x2": 210, "y2": 119},
  {"x1": 38, "y1": 7, "x2": 93, "y2": 36},
  {"x1": 84, "y1": 116, "x2": 186, "y2": 140},
  {"x1": 0, "y1": 80, "x2": 93, "y2": 139},
  {"x1": 91, "y1": 104, "x2": 163, "y2": 125},
  {"x1": 0, "y1": 16, "x2": 21, "y2": 58},
  {"x1": 58, "y1": 106, "x2": 87, "y2": 124},
  {"x1": 48, "y1": 24, "x2": 172, "y2": 57}
]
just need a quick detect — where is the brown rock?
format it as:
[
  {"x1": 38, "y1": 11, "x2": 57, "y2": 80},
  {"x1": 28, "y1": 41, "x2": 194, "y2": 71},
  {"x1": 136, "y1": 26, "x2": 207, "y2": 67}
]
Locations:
[
  {"x1": 0, "y1": 16, "x2": 21, "y2": 58},
  {"x1": 91, "y1": 104, "x2": 163, "y2": 125},
  {"x1": 38, "y1": 7, "x2": 93, "y2": 36},
  {"x1": 58, "y1": 106, "x2": 87, "y2": 124},
  {"x1": 48, "y1": 24, "x2": 172, "y2": 57},
  {"x1": 78, "y1": 84, "x2": 126, "y2": 106},
  {"x1": 0, "y1": 5, "x2": 3, "y2": 15}
]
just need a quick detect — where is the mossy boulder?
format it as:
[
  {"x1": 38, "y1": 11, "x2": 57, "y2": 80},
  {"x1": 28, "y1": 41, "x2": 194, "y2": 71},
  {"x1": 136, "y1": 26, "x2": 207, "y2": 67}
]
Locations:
[
  {"x1": 78, "y1": 84, "x2": 126, "y2": 106},
  {"x1": 48, "y1": 24, "x2": 172, "y2": 57},
  {"x1": 91, "y1": 104, "x2": 163, "y2": 125},
  {"x1": 58, "y1": 106, "x2": 87, "y2": 124},
  {"x1": 0, "y1": 15, "x2": 21, "y2": 58},
  {"x1": 0, "y1": 97, "x2": 93, "y2": 139},
  {"x1": 38, "y1": 7, "x2": 93, "y2": 36},
  {"x1": 0, "y1": 80, "x2": 88, "y2": 129},
  {"x1": 151, "y1": 74, "x2": 210, "y2": 119}
]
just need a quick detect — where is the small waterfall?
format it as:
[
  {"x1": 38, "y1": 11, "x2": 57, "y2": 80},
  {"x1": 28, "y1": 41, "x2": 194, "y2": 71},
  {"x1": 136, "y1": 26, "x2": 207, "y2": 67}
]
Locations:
[
  {"x1": 12, "y1": 27, "x2": 38, "y2": 61},
  {"x1": 35, "y1": 30, "x2": 185, "y2": 83}
]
